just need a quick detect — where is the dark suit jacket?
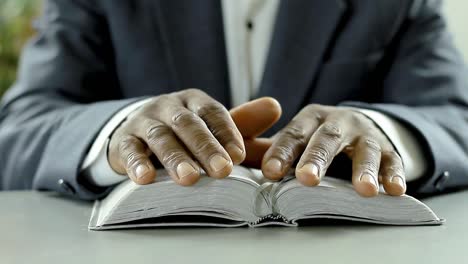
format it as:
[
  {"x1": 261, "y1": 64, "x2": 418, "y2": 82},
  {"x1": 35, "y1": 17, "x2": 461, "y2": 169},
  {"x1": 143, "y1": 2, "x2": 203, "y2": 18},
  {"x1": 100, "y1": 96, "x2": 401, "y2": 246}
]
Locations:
[{"x1": 1, "y1": 0, "x2": 468, "y2": 200}]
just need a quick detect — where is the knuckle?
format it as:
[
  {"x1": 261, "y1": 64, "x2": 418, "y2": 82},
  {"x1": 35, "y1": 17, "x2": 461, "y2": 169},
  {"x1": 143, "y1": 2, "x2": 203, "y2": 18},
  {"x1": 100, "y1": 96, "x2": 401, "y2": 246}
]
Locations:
[
  {"x1": 196, "y1": 102, "x2": 226, "y2": 118},
  {"x1": 184, "y1": 88, "x2": 204, "y2": 97},
  {"x1": 118, "y1": 136, "x2": 138, "y2": 155},
  {"x1": 360, "y1": 169, "x2": 378, "y2": 178},
  {"x1": 360, "y1": 137, "x2": 381, "y2": 152},
  {"x1": 210, "y1": 124, "x2": 237, "y2": 141},
  {"x1": 304, "y1": 103, "x2": 321, "y2": 112},
  {"x1": 117, "y1": 137, "x2": 146, "y2": 168},
  {"x1": 358, "y1": 160, "x2": 379, "y2": 174},
  {"x1": 161, "y1": 151, "x2": 187, "y2": 168},
  {"x1": 145, "y1": 122, "x2": 171, "y2": 143},
  {"x1": 302, "y1": 104, "x2": 324, "y2": 122},
  {"x1": 306, "y1": 145, "x2": 330, "y2": 167},
  {"x1": 171, "y1": 110, "x2": 200, "y2": 128},
  {"x1": 271, "y1": 144, "x2": 297, "y2": 164},
  {"x1": 318, "y1": 122, "x2": 343, "y2": 140},
  {"x1": 281, "y1": 124, "x2": 308, "y2": 145},
  {"x1": 192, "y1": 138, "x2": 219, "y2": 157},
  {"x1": 150, "y1": 94, "x2": 172, "y2": 107},
  {"x1": 125, "y1": 152, "x2": 145, "y2": 168}
]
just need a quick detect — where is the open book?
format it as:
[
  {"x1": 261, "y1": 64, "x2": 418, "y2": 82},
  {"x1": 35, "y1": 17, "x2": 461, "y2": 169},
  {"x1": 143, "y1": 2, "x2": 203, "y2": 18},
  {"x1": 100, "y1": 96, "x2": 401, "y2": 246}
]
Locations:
[{"x1": 89, "y1": 166, "x2": 443, "y2": 230}]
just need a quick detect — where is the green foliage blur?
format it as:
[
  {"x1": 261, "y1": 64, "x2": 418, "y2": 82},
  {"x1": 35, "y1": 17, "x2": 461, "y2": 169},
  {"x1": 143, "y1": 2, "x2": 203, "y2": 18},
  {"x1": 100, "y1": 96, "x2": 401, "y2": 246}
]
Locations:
[{"x1": 0, "y1": 0, "x2": 40, "y2": 98}]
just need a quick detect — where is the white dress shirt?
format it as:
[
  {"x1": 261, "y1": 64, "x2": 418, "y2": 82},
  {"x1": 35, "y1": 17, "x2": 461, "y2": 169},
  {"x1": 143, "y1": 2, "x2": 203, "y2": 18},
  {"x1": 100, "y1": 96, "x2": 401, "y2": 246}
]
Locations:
[{"x1": 81, "y1": 0, "x2": 426, "y2": 186}]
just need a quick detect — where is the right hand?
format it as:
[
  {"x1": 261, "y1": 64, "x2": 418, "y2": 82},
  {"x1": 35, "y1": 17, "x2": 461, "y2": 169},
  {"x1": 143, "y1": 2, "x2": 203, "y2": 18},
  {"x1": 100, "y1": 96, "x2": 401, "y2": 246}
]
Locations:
[{"x1": 109, "y1": 89, "x2": 246, "y2": 186}]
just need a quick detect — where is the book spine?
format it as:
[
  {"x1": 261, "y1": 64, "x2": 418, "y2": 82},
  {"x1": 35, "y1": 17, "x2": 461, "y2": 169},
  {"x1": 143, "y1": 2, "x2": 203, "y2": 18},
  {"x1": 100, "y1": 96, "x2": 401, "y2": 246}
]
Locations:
[
  {"x1": 253, "y1": 176, "x2": 295, "y2": 217},
  {"x1": 250, "y1": 214, "x2": 290, "y2": 226},
  {"x1": 254, "y1": 181, "x2": 281, "y2": 217}
]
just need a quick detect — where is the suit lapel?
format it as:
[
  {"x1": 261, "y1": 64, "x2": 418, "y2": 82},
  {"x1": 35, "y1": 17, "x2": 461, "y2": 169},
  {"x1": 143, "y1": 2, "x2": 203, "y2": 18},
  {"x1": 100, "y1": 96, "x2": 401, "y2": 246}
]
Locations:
[
  {"x1": 155, "y1": 0, "x2": 231, "y2": 106},
  {"x1": 258, "y1": 0, "x2": 349, "y2": 133}
]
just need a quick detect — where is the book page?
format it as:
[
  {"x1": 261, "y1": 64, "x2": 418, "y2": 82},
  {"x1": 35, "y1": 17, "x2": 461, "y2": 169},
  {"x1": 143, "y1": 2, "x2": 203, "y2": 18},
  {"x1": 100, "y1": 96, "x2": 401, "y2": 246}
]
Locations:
[
  {"x1": 90, "y1": 167, "x2": 271, "y2": 229},
  {"x1": 274, "y1": 176, "x2": 442, "y2": 225},
  {"x1": 228, "y1": 166, "x2": 263, "y2": 187}
]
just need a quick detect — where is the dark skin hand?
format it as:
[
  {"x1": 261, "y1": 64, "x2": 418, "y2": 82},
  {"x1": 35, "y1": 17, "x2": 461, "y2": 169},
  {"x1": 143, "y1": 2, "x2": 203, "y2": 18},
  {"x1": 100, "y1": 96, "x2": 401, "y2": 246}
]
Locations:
[
  {"x1": 257, "y1": 104, "x2": 406, "y2": 197},
  {"x1": 109, "y1": 89, "x2": 406, "y2": 197},
  {"x1": 109, "y1": 89, "x2": 245, "y2": 186}
]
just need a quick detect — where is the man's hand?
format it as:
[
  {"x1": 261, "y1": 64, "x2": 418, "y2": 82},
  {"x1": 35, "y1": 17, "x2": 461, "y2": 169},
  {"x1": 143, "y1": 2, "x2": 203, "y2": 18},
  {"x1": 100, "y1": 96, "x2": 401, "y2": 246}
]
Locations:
[
  {"x1": 260, "y1": 104, "x2": 406, "y2": 197},
  {"x1": 108, "y1": 89, "x2": 246, "y2": 185},
  {"x1": 229, "y1": 98, "x2": 282, "y2": 167}
]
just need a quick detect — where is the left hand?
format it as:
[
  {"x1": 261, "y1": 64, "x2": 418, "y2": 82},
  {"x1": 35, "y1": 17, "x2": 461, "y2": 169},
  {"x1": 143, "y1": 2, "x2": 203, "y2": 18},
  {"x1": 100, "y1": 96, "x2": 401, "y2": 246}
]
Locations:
[{"x1": 259, "y1": 104, "x2": 406, "y2": 197}]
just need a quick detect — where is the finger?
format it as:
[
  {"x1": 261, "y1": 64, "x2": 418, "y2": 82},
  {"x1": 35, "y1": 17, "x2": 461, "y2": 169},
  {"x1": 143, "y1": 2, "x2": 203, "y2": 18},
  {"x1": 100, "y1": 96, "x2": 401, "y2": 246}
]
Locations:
[
  {"x1": 118, "y1": 135, "x2": 157, "y2": 184},
  {"x1": 186, "y1": 94, "x2": 245, "y2": 164},
  {"x1": 380, "y1": 151, "x2": 406, "y2": 196},
  {"x1": 135, "y1": 119, "x2": 201, "y2": 186},
  {"x1": 159, "y1": 106, "x2": 233, "y2": 179},
  {"x1": 243, "y1": 137, "x2": 273, "y2": 168},
  {"x1": 262, "y1": 106, "x2": 322, "y2": 180},
  {"x1": 350, "y1": 137, "x2": 381, "y2": 197},
  {"x1": 230, "y1": 97, "x2": 282, "y2": 139},
  {"x1": 295, "y1": 121, "x2": 347, "y2": 186}
]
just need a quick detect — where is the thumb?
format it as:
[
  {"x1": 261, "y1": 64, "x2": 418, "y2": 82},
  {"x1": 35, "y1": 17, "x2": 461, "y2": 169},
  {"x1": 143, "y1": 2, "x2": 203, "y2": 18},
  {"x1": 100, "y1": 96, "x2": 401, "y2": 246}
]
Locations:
[
  {"x1": 242, "y1": 137, "x2": 273, "y2": 168},
  {"x1": 229, "y1": 97, "x2": 282, "y2": 139}
]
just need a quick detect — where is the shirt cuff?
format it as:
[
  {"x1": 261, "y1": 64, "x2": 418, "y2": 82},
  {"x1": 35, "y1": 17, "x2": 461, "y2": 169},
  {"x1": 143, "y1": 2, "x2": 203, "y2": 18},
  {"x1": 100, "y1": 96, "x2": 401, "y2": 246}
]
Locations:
[
  {"x1": 350, "y1": 108, "x2": 427, "y2": 182},
  {"x1": 81, "y1": 98, "x2": 153, "y2": 186}
]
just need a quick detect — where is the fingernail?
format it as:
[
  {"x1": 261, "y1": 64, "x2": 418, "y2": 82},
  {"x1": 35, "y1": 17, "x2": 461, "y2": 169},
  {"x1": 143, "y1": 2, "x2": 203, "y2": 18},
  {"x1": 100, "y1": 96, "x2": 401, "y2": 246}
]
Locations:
[
  {"x1": 264, "y1": 158, "x2": 282, "y2": 174},
  {"x1": 210, "y1": 155, "x2": 231, "y2": 172},
  {"x1": 298, "y1": 163, "x2": 320, "y2": 179},
  {"x1": 135, "y1": 164, "x2": 150, "y2": 179},
  {"x1": 296, "y1": 163, "x2": 321, "y2": 185},
  {"x1": 176, "y1": 162, "x2": 198, "y2": 179},
  {"x1": 360, "y1": 174, "x2": 377, "y2": 187},
  {"x1": 391, "y1": 176, "x2": 405, "y2": 187},
  {"x1": 226, "y1": 143, "x2": 244, "y2": 163}
]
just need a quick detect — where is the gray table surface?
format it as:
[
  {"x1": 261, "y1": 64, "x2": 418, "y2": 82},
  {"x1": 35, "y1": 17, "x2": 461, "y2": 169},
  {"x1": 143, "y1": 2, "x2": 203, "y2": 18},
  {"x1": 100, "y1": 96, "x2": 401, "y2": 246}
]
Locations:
[{"x1": 1, "y1": 190, "x2": 467, "y2": 264}]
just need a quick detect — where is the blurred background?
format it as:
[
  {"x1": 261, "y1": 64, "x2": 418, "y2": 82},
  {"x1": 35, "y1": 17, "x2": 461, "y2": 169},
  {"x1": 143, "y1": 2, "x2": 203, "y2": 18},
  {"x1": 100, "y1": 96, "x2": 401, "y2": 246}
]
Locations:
[
  {"x1": 0, "y1": 0, "x2": 467, "y2": 99},
  {"x1": 0, "y1": 0, "x2": 40, "y2": 98}
]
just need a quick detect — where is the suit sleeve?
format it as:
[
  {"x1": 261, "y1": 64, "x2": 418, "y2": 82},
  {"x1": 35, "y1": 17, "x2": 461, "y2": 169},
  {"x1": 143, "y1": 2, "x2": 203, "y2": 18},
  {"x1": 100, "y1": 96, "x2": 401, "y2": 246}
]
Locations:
[
  {"x1": 0, "y1": 0, "x2": 138, "y2": 200},
  {"x1": 343, "y1": 0, "x2": 468, "y2": 195}
]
